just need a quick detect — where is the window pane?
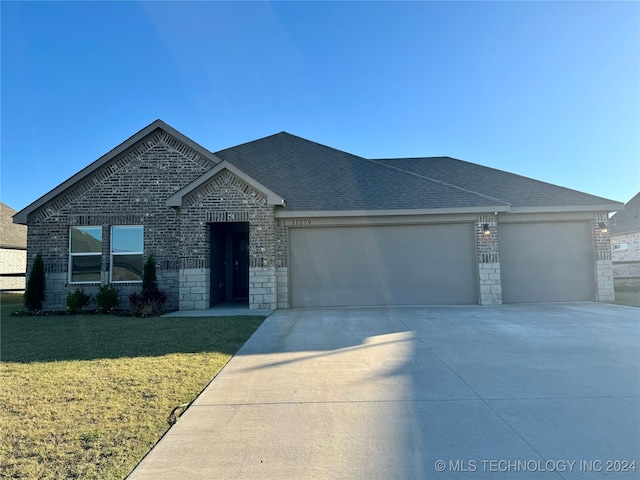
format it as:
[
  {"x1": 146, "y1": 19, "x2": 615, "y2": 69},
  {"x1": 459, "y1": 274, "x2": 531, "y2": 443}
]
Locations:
[
  {"x1": 112, "y1": 254, "x2": 143, "y2": 282},
  {"x1": 71, "y1": 227, "x2": 102, "y2": 253},
  {"x1": 71, "y1": 255, "x2": 101, "y2": 282},
  {"x1": 112, "y1": 226, "x2": 143, "y2": 253}
]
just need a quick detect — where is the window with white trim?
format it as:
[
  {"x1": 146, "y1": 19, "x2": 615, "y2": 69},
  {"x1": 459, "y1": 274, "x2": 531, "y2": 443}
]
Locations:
[
  {"x1": 614, "y1": 243, "x2": 628, "y2": 251},
  {"x1": 69, "y1": 226, "x2": 103, "y2": 283},
  {"x1": 111, "y1": 226, "x2": 144, "y2": 282}
]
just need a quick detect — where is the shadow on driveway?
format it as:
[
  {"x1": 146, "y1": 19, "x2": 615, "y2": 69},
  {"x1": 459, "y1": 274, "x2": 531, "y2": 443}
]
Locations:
[{"x1": 129, "y1": 303, "x2": 640, "y2": 479}]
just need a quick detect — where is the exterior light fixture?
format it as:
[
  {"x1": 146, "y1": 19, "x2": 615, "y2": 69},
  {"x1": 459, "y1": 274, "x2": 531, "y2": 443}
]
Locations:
[
  {"x1": 482, "y1": 224, "x2": 491, "y2": 235},
  {"x1": 598, "y1": 222, "x2": 608, "y2": 233}
]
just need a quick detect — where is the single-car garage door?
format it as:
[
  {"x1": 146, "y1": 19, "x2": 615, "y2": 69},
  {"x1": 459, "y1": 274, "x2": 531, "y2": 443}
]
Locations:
[
  {"x1": 289, "y1": 223, "x2": 476, "y2": 307},
  {"x1": 499, "y1": 222, "x2": 595, "y2": 303}
]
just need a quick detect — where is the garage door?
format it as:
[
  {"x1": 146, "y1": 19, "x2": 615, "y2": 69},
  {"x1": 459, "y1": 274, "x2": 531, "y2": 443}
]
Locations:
[
  {"x1": 289, "y1": 224, "x2": 476, "y2": 307},
  {"x1": 499, "y1": 222, "x2": 595, "y2": 303}
]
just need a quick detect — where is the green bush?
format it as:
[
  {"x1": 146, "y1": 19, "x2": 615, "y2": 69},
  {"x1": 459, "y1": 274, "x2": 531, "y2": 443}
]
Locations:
[
  {"x1": 96, "y1": 285, "x2": 119, "y2": 313},
  {"x1": 66, "y1": 288, "x2": 91, "y2": 314},
  {"x1": 129, "y1": 289, "x2": 168, "y2": 317},
  {"x1": 142, "y1": 253, "x2": 158, "y2": 292},
  {"x1": 25, "y1": 253, "x2": 46, "y2": 311},
  {"x1": 129, "y1": 254, "x2": 167, "y2": 317}
]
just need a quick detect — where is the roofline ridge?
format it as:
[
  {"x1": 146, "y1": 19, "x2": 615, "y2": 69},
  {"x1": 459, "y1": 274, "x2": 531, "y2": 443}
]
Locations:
[
  {"x1": 215, "y1": 131, "x2": 369, "y2": 161},
  {"x1": 382, "y1": 156, "x2": 623, "y2": 205},
  {"x1": 369, "y1": 159, "x2": 511, "y2": 207}
]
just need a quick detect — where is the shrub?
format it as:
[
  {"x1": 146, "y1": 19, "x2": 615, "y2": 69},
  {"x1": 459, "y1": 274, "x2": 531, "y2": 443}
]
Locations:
[
  {"x1": 129, "y1": 288, "x2": 167, "y2": 317},
  {"x1": 142, "y1": 253, "x2": 158, "y2": 292},
  {"x1": 25, "y1": 252, "x2": 46, "y2": 311},
  {"x1": 66, "y1": 288, "x2": 91, "y2": 313},
  {"x1": 96, "y1": 285, "x2": 119, "y2": 313},
  {"x1": 129, "y1": 254, "x2": 167, "y2": 317}
]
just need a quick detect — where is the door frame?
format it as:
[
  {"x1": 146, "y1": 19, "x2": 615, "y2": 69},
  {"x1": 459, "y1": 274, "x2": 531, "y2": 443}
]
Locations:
[{"x1": 209, "y1": 222, "x2": 249, "y2": 306}]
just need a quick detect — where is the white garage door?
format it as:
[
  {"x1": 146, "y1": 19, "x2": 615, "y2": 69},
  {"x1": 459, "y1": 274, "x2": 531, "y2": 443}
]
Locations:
[
  {"x1": 289, "y1": 224, "x2": 477, "y2": 307},
  {"x1": 499, "y1": 222, "x2": 596, "y2": 303}
]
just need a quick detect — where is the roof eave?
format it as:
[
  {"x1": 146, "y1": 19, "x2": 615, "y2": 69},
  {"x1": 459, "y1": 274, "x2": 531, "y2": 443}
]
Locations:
[
  {"x1": 507, "y1": 203, "x2": 624, "y2": 214},
  {"x1": 276, "y1": 205, "x2": 511, "y2": 218},
  {"x1": 13, "y1": 120, "x2": 222, "y2": 225}
]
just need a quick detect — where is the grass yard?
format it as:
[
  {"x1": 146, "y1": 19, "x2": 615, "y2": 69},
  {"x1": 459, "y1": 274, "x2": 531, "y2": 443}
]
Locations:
[
  {"x1": 0, "y1": 294, "x2": 264, "y2": 479},
  {"x1": 612, "y1": 288, "x2": 640, "y2": 308}
]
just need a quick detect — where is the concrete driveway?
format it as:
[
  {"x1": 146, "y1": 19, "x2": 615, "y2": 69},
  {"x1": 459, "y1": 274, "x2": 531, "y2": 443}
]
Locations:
[{"x1": 128, "y1": 303, "x2": 639, "y2": 479}]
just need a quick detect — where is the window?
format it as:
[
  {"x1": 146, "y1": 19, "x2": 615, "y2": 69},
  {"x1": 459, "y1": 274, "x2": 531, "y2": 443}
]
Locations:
[
  {"x1": 614, "y1": 243, "x2": 628, "y2": 251},
  {"x1": 69, "y1": 226, "x2": 103, "y2": 283},
  {"x1": 111, "y1": 226, "x2": 144, "y2": 282}
]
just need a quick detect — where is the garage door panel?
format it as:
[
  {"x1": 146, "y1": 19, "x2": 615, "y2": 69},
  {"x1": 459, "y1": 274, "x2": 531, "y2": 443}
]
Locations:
[
  {"x1": 289, "y1": 224, "x2": 476, "y2": 307},
  {"x1": 499, "y1": 222, "x2": 595, "y2": 303}
]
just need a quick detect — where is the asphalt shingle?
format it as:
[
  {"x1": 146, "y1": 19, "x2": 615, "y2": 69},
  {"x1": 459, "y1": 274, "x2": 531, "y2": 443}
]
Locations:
[
  {"x1": 375, "y1": 157, "x2": 619, "y2": 208},
  {"x1": 610, "y1": 192, "x2": 640, "y2": 235},
  {"x1": 215, "y1": 133, "x2": 507, "y2": 211}
]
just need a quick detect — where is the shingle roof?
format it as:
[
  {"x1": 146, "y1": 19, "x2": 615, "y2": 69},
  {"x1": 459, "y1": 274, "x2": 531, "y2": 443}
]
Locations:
[
  {"x1": 374, "y1": 157, "x2": 619, "y2": 209},
  {"x1": 214, "y1": 133, "x2": 508, "y2": 211},
  {"x1": 1, "y1": 202, "x2": 27, "y2": 248},
  {"x1": 13, "y1": 121, "x2": 624, "y2": 223},
  {"x1": 610, "y1": 192, "x2": 640, "y2": 235}
]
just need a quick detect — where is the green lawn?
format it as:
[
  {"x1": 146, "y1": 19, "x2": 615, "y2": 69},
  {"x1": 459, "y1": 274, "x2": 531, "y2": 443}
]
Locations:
[
  {"x1": 0, "y1": 294, "x2": 264, "y2": 479},
  {"x1": 612, "y1": 288, "x2": 640, "y2": 308}
]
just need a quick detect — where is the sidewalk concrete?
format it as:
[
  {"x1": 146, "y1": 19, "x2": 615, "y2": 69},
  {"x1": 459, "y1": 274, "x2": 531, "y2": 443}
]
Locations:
[{"x1": 129, "y1": 303, "x2": 639, "y2": 479}]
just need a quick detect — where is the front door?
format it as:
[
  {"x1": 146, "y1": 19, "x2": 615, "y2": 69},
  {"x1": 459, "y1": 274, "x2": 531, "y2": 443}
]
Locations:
[
  {"x1": 210, "y1": 222, "x2": 249, "y2": 306},
  {"x1": 232, "y1": 231, "x2": 249, "y2": 300}
]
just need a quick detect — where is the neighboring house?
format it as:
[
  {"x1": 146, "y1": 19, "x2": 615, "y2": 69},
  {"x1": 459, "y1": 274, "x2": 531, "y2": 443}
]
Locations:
[
  {"x1": 610, "y1": 192, "x2": 640, "y2": 289},
  {"x1": 1, "y1": 202, "x2": 27, "y2": 292},
  {"x1": 14, "y1": 120, "x2": 622, "y2": 311}
]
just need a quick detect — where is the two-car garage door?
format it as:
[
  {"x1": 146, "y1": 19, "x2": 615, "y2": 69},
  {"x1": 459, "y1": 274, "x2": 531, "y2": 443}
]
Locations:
[{"x1": 289, "y1": 223, "x2": 476, "y2": 308}]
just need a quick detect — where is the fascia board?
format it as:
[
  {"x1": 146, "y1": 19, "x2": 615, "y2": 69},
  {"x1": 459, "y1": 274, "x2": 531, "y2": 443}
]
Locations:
[
  {"x1": 275, "y1": 205, "x2": 511, "y2": 218},
  {"x1": 508, "y1": 204, "x2": 624, "y2": 214},
  {"x1": 13, "y1": 120, "x2": 222, "y2": 225},
  {"x1": 166, "y1": 160, "x2": 285, "y2": 207}
]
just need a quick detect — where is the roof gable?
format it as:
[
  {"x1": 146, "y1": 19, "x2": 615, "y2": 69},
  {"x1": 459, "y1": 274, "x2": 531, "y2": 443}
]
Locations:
[
  {"x1": 610, "y1": 192, "x2": 640, "y2": 235},
  {"x1": 166, "y1": 161, "x2": 285, "y2": 207},
  {"x1": 13, "y1": 120, "x2": 222, "y2": 225},
  {"x1": 1, "y1": 202, "x2": 27, "y2": 248}
]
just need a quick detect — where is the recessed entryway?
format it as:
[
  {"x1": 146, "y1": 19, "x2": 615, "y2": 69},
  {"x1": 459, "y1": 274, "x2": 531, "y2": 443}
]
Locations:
[{"x1": 210, "y1": 222, "x2": 249, "y2": 306}]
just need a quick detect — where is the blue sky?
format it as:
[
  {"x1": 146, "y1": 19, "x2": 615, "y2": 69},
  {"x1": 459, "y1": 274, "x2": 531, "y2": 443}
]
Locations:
[{"x1": 2, "y1": 1, "x2": 638, "y2": 212}]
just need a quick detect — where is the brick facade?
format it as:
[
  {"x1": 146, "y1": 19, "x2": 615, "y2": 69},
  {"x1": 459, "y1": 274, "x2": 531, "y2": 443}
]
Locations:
[
  {"x1": 476, "y1": 213, "x2": 501, "y2": 305},
  {"x1": 611, "y1": 231, "x2": 640, "y2": 288},
  {"x1": 25, "y1": 130, "x2": 216, "y2": 311},
  {"x1": 177, "y1": 170, "x2": 278, "y2": 310},
  {"x1": 592, "y1": 213, "x2": 615, "y2": 302},
  {"x1": 20, "y1": 124, "x2": 619, "y2": 311}
]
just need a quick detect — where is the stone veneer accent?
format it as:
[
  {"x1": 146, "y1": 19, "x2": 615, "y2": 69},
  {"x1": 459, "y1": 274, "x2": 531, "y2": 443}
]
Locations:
[
  {"x1": 476, "y1": 213, "x2": 502, "y2": 305},
  {"x1": 178, "y1": 268, "x2": 210, "y2": 311},
  {"x1": 593, "y1": 214, "x2": 614, "y2": 302},
  {"x1": 177, "y1": 170, "x2": 278, "y2": 310}
]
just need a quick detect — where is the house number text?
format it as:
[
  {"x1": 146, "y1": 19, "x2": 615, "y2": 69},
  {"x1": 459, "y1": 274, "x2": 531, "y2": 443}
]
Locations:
[{"x1": 281, "y1": 218, "x2": 312, "y2": 226}]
